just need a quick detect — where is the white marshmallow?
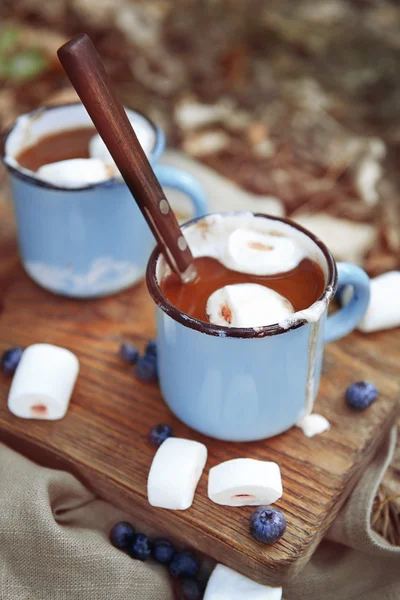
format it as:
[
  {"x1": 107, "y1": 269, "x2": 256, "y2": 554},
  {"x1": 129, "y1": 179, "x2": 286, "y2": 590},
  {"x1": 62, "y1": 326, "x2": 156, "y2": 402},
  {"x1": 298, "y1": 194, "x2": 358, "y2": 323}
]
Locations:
[
  {"x1": 206, "y1": 284, "x2": 294, "y2": 328},
  {"x1": 147, "y1": 438, "x2": 207, "y2": 510},
  {"x1": 8, "y1": 344, "x2": 79, "y2": 420},
  {"x1": 89, "y1": 135, "x2": 121, "y2": 165},
  {"x1": 342, "y1": 271, "x2": 400, "y2": 333},
  {"x1": 36, "y1": 158, "x2": 116, "y2": 188},
  {"x1": 204, "y1": 564, "x2": 282, "y2": 600},
  {"x1": 296, "y1": 414, "x2": 330, "y2": 438},
  {"x1": 89, "y1": 115, "x2": 154, "y2": 163},
  {"x1": 224, "y1": 228, "x2": 305, "y2": 276},
  {"x1": 208, "y1": 458, "x2": 282, "y2": 507}
]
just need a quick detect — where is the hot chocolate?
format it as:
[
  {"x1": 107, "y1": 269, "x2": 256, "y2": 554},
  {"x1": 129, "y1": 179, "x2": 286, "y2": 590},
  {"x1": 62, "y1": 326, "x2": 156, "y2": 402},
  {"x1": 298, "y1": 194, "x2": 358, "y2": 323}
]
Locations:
[
  {"x1": 159, "y1": 214, "x2": 326, "y2": 328},
  {"x1": 16, "y1": 126, "x2": 94, "y2": 171},
  {"x1": 161, "y1": 255, "x2": 325, "y2": 326},
  {"x1": 15, "y1": 111, "x2": 156, "y2": 185}
]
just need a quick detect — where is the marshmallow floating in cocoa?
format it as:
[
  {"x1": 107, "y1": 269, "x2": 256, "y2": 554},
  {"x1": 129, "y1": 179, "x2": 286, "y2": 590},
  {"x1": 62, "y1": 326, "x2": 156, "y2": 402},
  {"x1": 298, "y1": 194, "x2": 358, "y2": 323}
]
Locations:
[
  {"x1": 208, "y1": 458, "x2": 283, "y2": 507},
  {"x1": 204, "y1": 564, "x2": 282, "y2": 600},
  {"x1": 206, "y1": 284, "x2": 294, "y2": 328},
  {"x1": 224, "y1": 228, "x2": 305, "y2": 276},
  {"x1": 36, "y1": 158, "x2": 116, "y2": 188},
  {"x1": 89, "y1": 115, "x2": 155, "y2": 164},
  {"x1": 147, "y1": 437, "x2": 207, "y2": 510},
  {"x1": 342, "y1": 271, "x2": 400, "y2": 333},
  {"x1": 8, "y1": 343, "x2": 79, "y2": 420}
]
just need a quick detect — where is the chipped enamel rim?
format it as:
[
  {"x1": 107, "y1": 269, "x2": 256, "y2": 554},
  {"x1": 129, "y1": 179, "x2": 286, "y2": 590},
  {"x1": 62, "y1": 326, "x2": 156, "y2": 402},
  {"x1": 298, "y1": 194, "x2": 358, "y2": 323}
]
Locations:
[
  {"x1": 146, "y1": 212, "x2": 338, "y2": 338},
  {"x1": 0, "y1": 102, "x2": 163, "y2": 192}
]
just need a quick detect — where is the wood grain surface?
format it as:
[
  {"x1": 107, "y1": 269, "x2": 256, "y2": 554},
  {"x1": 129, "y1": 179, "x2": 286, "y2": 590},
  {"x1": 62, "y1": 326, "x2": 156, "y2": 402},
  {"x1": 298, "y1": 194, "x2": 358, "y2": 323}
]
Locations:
[{"x1": 0, "y1": 203, "x2": 398, "y2": 586}]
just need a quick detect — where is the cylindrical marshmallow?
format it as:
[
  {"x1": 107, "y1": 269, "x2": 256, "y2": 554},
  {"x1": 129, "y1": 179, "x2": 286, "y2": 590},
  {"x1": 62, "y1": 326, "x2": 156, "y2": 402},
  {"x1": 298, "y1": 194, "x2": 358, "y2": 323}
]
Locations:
[
  {"x1": 8, "y1": 344, "x2": 79, "y2": 420},
  {"x1": 206, "y1": 284, "x2": 294, "y2": 328},
  {"x1": 208, "y1": 458, "x2": 282, "y2": 507},
  {"x1": 147, "y1": 437, "x2": 208, "y2": 510},
  {"x1": 204, "y1": 564, "x2": 282, "y2": 600},
  {"x1": 36, "y1": 158, "x2": 116, "y2": 188},
  {"x1": 89, "y1": 114, "x2": 155, "y2": 163},
  {"x1": 296, "y1": 413, "x2": 330, "y2": 438},
  {"x1": 342, "y1": 271, "x2": 400, "y2": 333},
  {"x1": 223, "y1": 228, "x2": 304, "y2": 276}
]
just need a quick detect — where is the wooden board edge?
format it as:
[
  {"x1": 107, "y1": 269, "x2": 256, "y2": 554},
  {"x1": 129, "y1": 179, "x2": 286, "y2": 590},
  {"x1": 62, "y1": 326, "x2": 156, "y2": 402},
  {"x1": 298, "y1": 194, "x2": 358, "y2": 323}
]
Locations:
[
  {"x1": 278, "y1": 399, "x2": 400, "y2": 582},
  {"x1": 1, "y1": 396, "x2": 398, "y2": 587}
]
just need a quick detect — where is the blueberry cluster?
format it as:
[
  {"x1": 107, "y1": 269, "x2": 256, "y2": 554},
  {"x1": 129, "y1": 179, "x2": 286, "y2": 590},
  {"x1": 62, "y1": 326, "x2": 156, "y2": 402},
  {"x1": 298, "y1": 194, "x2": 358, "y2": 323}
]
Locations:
[
  {"x1": 119, "y1": 340, "x2": 158, "y2": 383},
  {"x1": 1, "y1": 347, "x2": 23, "y2": 375},
  {"x1": 110, "y1": 522, "x2": 204, "y2": 599}
]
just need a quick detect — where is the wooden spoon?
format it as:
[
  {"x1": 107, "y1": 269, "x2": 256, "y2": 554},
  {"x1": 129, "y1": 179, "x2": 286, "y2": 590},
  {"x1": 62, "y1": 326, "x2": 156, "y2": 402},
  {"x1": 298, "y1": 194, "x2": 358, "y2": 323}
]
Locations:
[{"x1": 57, "y1": 33, "x2": 196, "y2": 282}]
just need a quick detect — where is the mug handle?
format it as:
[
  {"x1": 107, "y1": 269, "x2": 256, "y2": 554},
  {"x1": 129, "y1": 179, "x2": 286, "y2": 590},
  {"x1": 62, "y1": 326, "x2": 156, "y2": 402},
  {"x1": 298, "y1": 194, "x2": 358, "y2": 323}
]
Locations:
[
  {"x1": 154, "y1": 164, "x2": 208, "y2": 218},
  {"x1": 325, "y1": 262, "x2": 370, "y2": 343}
]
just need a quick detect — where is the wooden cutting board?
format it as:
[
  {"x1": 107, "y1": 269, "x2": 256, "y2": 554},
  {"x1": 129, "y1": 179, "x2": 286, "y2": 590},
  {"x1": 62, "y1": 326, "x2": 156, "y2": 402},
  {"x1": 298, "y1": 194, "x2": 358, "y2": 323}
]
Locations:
[{"x1": 0, "y1": 202, "x2": 398, "y2": 586}]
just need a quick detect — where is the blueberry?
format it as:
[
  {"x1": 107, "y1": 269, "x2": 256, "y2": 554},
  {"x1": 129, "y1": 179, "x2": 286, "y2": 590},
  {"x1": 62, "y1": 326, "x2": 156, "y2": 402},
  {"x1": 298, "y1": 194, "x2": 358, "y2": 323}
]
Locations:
[
  {"x1": 149, "y1": 424, "x2": 173, "y2": 447},
  {"x1": 145, "y1": 339, "x2": 157, "y2": 358},
  {"x1": 130, "y1": 533, "x2": 152, "y2": 561},
  {"x1": 119, "y1": 342, "x2": 139, "y2": 364},
  {"x1": 346, "y1": 381, "x2": 378, "y2": 410},
  {"x1": 1, "y1": 347, "x2": 23, "y2": 375},
  {"x1": 169, "y1": 551, "x2": 200, "y2": 579},
  {"x1": 250, "y1": 506, "x2": 286, "y2": 544},
  {"x1": 109, "y1": 521, "x2": 136, "y2": 550},
  {"x1": 152, "y1": 539, "x2": 175, "y2": 564},
  {"x1": 180, "y1": 578, "x2": 204, "y2": 599},
  {"x1": 136, "y1": 355, "x2": 158, "y2": 382}
]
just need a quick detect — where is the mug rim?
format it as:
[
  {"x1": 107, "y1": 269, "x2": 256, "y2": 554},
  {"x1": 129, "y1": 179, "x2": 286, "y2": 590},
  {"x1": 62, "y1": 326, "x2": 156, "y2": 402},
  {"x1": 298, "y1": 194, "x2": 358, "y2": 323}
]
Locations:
[
  {"x1": 0, "y1": 101, "x2": 164, "y2": 192},
  {"x1": 146, "y1": 212, "x2": 338, "y2": 338}
]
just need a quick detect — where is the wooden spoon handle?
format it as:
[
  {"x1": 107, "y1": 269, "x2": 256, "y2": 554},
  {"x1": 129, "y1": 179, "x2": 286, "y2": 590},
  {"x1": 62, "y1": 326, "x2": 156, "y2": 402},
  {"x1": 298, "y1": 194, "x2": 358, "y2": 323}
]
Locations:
[{"x1": 57, "y1": 33, "x2": 195, "y2": 280}]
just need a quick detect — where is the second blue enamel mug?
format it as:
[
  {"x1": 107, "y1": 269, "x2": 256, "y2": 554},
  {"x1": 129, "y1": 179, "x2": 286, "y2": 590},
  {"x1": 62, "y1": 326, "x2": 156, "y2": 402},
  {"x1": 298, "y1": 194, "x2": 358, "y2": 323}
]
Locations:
[
  {"x1": 147, "y1": 213, "x2": 370, "y2": 442},
  {"x1": 1, "y1": 103, "x2": 207, "y2": 298}
]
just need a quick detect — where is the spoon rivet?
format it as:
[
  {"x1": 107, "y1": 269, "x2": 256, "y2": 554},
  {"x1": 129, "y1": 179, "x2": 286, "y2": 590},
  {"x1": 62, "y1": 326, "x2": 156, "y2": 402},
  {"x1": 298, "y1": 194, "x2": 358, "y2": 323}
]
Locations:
[
  {"x1": 178, "y1": 236, "x2": 187, "y2": 251},
  {"x1": 159, "y1": 199, "x2": 169, "y2": 215}
]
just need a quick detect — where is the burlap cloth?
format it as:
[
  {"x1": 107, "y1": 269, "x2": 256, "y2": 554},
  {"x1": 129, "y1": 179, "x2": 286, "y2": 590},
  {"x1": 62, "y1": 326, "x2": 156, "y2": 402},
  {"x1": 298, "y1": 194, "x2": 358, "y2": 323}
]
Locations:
[{"x1": 0, "y1": 429, "x2": 399, "y2": 600}]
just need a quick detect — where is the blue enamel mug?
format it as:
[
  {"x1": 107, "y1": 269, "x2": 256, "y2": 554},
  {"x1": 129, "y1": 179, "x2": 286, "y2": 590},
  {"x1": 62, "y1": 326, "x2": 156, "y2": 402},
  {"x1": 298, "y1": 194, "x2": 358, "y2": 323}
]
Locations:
[
  {"x1": 147, "y1": 213, "x2": 370, "y2": 442},
  {"x1": 1, "y1": 103, "x2": 207, "y2": 297}
]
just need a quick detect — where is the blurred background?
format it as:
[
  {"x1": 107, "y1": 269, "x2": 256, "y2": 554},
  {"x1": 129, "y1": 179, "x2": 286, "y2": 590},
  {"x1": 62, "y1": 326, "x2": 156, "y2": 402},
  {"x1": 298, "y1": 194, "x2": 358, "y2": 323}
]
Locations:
[{"x1": 0, "y1": 0, "x2": 399, "y2": 275}]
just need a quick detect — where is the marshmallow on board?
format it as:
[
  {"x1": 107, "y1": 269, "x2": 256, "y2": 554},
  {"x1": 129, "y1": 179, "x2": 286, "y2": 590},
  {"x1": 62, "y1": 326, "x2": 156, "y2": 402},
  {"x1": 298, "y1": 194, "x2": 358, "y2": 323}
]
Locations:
[
  {"x1": 223, "y1": 228, "x2": 305, "y2": 276},
  {"x1": 204, "y1": 564, "x2": 282, "y2": 600},
  {"x1": 147, "y1": 437, "x2": 207, "y2": 510},
  {"x1": 296, "y1": 413, "x2": 330, "y2": 438},
  {"x1": 342, "y1": 271, "x2": 400, "y2": 333},
  {"x1": 36, "y1": 158, "x2": 116, "y2": 188},
  {"x1": 206, "y1": 284, "x2": 294, "y2": 328},
  {"x1": 208, "y1": 458, "x2": 282, "y2": 507},
  {"x1": 8, "y1": 343, "x2": 79, "y2": 420}
]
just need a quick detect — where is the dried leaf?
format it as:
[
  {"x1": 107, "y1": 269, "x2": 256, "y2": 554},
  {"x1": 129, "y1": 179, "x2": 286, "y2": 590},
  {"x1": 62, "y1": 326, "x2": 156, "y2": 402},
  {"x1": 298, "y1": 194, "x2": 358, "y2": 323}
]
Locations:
[
  {"x1": 183, "y1": 130, "x2": 230, "y2": 157},
  {"x1": 293, "y1": 213, "x2": 377, "y2": 265}
]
